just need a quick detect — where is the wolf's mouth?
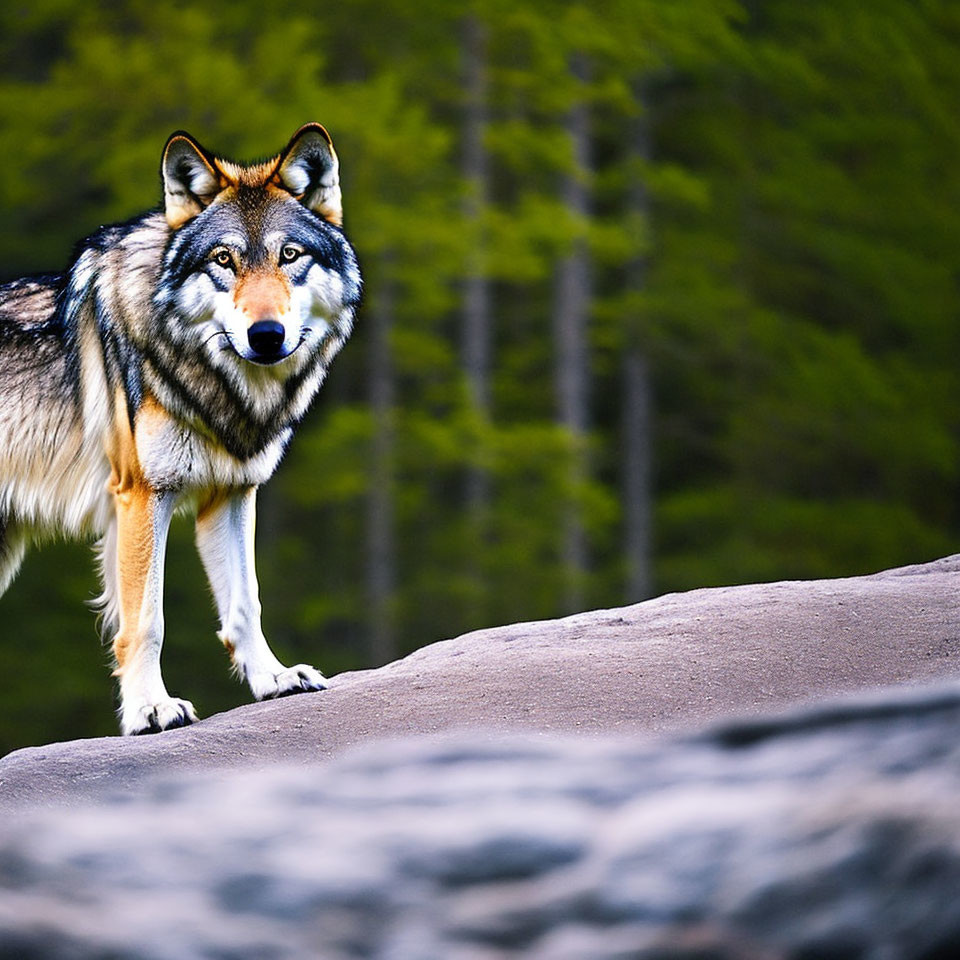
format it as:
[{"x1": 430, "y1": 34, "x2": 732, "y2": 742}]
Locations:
[
  {"x1": 244, "y1": 350, "x2": 296, "y2": 367},
  {"x1": 215, "y1": 330, "x2": 303, "y2": 367},
  {"x1": 245, "y1": 335, "x2": 309, "y2": 367}
]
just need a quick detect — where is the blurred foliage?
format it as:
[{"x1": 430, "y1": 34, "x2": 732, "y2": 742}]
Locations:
[{"x1": 0, "y1": 0, "x2": 958, "y2": 752}]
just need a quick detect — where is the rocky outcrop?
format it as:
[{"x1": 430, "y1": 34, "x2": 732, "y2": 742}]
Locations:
[
  {"x1": 3, "y1": 684, "x2": 960, "y2": 958},
  {"x1": 2, "y1": 555, "x2": 959, "y2": 809},
  {"x1": 1, "y1": 557, "x2": 959, "y2": 958}
]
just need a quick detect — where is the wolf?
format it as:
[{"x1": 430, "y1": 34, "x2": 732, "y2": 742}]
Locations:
[{"x1": 0, "y1": 124, "x2": 361, "y2": 735}]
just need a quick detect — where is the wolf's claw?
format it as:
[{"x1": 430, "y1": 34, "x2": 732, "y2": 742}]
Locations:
[
  {"x1": 123, "y1": 697, "x2": 198, "y2": 736},
  {"x1": 249, "y1": 664, "x2": 327, "y2": 700}
]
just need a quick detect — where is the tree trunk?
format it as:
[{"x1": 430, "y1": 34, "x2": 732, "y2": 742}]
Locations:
[
  {"x1": 461, "y1": 13, "x2": 492, "y2": 621},
  {"x1": 462, "y1": 13, "x2": 491, "y2": 422},
  {"x1": 554, "y1": 53, "x2": 592, "y2": 614},
  {"x1": 623, "y1": 348, "x2": 652, "y2": 600},
  {"x1": 366, "y1": 271, "x2": 396, "y2": 666},
  {"x1": 623, "y1": 89, "x2": 654, "y2": 602}
]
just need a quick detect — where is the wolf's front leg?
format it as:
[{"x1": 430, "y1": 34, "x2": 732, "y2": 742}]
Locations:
[
  {"x1": 195, "y1": 486, "x2": 327, "y2": 700},
  {"x1": 112, "y1": 486, "x2": 197, "y2": 735}
]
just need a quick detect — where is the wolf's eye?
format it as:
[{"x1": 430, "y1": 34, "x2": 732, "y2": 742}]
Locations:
[
  {"x1": 279, "y1": 245, "x2": 302, "y2": 265},
  {"x1": 212, "y1": 249, "x2": 234, "y2": 269}
]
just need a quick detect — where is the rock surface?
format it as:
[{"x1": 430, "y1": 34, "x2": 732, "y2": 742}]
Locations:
[
  {"x1": 1, "y1": 557, "x2": 960, "y2": 958},
  {"x1": 3, "y1": 685, "x2": 960, "y2": 958},
  {"x1": 2, "y1": 555, "x2": 960, "y2": 809}
]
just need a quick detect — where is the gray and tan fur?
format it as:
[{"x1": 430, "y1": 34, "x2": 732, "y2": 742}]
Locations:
[{"x1": 0, "y1": 124, "x2": 361, "y2": 734}]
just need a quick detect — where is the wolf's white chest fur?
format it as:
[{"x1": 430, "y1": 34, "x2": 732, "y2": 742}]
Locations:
[{"x1": 134, "y1": 409, "x2": 289, "y2": 498}]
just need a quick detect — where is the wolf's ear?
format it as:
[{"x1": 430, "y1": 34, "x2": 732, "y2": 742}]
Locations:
[
  {"x1": 276, "y1": 123, "x2": 342, "y2": 226},
  {"x1": 162, "y1": 132, "x2": 223, "y2": 229}
]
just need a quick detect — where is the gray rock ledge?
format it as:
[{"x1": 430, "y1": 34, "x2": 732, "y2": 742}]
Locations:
[{"x1": 2, "y1": 555, "x2": 959, "y2": 810}]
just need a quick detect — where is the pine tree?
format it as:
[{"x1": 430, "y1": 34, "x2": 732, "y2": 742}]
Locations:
[
  {"x1": 460, "y1": 11, "x2": 493, "y2": 618},
  {"x1": 622, "y1": 88, "x2": 654, "y2": 601},
  {"x1": 553, "y1": 51, "x2": 594, "y2": 613}
]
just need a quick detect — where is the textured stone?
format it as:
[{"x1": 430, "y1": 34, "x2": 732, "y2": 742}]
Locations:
[
  {"x1": 1, "y1": 558, "x2": 960, "y2": 957},
  {"x1": 1, "y1": 684, "x2": 960, "y2": 957},
  {"x1": 2, "y1": 556, "x2": 960, "y2": 809}
]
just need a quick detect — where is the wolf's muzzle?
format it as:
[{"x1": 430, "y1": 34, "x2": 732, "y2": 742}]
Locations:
[{"x1": 247, "y1": 320, "x2": 286, "y2": 363}]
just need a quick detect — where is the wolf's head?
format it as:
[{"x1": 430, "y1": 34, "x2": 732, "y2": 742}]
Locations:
[{"x1": 156, "y1": 124, "x2": 361, "y2": 370}]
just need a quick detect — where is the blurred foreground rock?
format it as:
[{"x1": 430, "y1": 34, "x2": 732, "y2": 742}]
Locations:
[{"x1": 3, "y1": 684, "x2": 960, "y2": 958}]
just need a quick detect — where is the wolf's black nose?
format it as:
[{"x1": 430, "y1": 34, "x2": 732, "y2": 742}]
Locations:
[{"x1": 248, "y1": 320, "x2": 285, "y2": 358}]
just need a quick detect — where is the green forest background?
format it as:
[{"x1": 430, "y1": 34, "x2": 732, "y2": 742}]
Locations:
[{"x1": 0, "y1": 0, "x2": 958, "y2": 753}]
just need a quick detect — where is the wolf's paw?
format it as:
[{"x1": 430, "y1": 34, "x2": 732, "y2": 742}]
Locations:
[
  {"x1": 249, "y1": 664, "x2": 327, "y2": 701},
  {"x1": 122, "y1": 697, "x2": 198, "y2": 736}
]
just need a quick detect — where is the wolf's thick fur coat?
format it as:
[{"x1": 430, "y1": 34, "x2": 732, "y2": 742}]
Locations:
[{"x1": 0, "y1": 124, "x2": 361, "y2": 734}]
